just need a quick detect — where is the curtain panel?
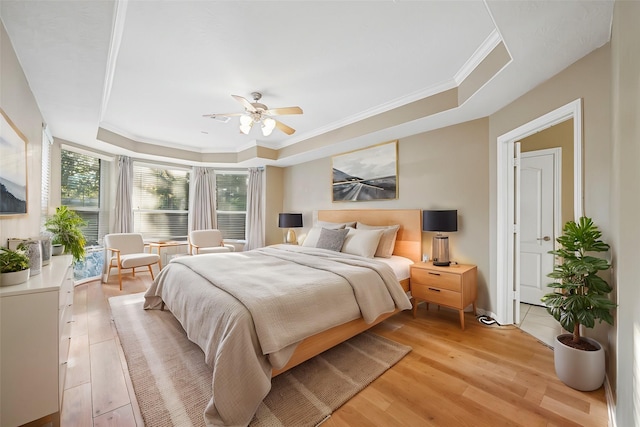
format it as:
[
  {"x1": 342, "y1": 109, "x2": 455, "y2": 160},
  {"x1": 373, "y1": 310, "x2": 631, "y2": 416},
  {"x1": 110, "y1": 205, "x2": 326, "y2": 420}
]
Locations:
[
  {"x1": 244, "y1": 167, "x2": 264, "y2": 250},
  {"x1": 113, "y1": 155, "x2": 133, "y2": 233},
  {"x1": 189, "y1": 166, "x2": 217, "y2": 232}
]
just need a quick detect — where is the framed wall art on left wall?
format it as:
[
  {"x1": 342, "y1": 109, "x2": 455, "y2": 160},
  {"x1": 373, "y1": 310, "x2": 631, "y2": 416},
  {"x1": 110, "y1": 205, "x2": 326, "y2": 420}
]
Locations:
[{"x1": 0, "y1": 108, "x2": 28, "y2": 216}]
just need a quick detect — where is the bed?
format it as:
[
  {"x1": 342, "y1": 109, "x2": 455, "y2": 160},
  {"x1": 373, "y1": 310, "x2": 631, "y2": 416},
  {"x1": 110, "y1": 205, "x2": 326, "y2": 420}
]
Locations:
[{"x1": 143, "y1": 209, "x2": 421, "y2": 426}]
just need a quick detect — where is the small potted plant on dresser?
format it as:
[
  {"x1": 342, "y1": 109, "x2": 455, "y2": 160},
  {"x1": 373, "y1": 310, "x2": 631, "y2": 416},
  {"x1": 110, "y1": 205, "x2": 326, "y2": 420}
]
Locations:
[
  {"x1": 541, "y1": 217, "x2": 616, "y2": 391},
  {"x1": 0, "y1": 247, "x2": 31, "y2": 286},
  {"x1": 44, "y1": 205, "x2": 87, "y2": 262}
]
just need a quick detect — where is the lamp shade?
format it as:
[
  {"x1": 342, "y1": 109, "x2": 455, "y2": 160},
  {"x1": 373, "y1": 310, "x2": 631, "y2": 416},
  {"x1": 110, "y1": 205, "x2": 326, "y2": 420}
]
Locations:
[
  {"x1": 423, "y1": 210, "x2": 458, "y2": 232},
  {"x1": 278, "y1": 213, "x2": 303, "y2": 228}
]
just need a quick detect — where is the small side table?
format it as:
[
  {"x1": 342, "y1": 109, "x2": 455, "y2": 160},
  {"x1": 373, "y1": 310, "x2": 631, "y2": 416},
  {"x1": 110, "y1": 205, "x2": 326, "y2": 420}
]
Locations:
[
  {"x1": 147, "y1": 241, "x2": 188, "y2": 269},
  {"x1": 410, "y1": 262, "x2": 478, "y2": 330}
]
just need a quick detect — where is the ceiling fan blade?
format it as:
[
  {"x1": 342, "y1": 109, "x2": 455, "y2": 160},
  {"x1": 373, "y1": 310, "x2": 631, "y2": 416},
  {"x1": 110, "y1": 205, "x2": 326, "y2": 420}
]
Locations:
[
  {"x1": 264, "y1": 106, "x2": 303, "y2": 116},
  {"x1": 202, "y1": 112, "x2": 243, "y2": 117},
  {"x1": 274, "y1": 119, "x2": 295, "y2": 135},
  {"x1": 232, "y1": 95, "x2": 257, "y2": 113}
]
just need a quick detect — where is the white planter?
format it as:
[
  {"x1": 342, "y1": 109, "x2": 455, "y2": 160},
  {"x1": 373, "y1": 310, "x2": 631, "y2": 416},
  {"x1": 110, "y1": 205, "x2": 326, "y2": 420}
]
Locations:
[
  {"x1": 52, "y1": 244, "x2": 65, "y2": 256},
  {"x1": 554, "y1": 334, "x2": 605, "y2": 391},
  {"x1": 0, "y1": 269, "x2": 31, "y2": 287}
]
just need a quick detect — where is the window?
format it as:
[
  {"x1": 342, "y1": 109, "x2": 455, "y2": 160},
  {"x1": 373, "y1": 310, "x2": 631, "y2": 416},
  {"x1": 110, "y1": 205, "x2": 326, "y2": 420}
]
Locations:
[
  {"x1": 215, "y1": 171, "x2": 247, "y2": 240},
  {"x1": 60, "y1": 149, "x2": 105, "y2": 246},
  {"x1": 133, "y1": 163, "x2": 189, "y2": 240},
  {"x1": 40, "y1": 125, "x2": 52, "y2": 228}
]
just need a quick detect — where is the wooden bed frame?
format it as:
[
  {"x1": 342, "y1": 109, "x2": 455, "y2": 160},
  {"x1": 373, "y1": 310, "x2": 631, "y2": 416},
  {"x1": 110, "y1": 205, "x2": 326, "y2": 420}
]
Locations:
[{"x1": 272, "y1": 208, "x2": 421, "y2": 376}]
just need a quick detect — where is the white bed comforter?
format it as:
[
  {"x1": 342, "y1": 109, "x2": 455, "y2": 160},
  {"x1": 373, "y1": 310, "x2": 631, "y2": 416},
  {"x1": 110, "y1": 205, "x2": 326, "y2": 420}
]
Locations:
[{"x1": 143, "y1": 244, "x2": 412, "y2": 426}]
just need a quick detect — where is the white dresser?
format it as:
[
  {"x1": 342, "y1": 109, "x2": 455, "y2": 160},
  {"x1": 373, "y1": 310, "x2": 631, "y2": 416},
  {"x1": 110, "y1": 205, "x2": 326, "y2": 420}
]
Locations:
[{"x1": 0, "y1": 255, "x2": 74, "y2": 427}]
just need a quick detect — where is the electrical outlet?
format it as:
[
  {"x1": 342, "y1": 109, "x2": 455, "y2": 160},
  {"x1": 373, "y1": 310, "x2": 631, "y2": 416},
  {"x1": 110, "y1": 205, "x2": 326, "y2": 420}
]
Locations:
[{"x1": 422, "y1": 254, "x2": 429, "y2": 263}]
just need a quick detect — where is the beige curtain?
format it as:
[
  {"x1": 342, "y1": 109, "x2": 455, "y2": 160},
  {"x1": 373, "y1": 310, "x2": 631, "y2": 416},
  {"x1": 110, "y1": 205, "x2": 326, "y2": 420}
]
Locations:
[
  {"x1": 244, "y1": 167, "x2": 264, "y2": 250},
  {"x1": 113, "y1": 155, "x2": 133, "y2": 233},
  {"x1": 189, "y1": 166, "x2": 217, "y2": 232}
]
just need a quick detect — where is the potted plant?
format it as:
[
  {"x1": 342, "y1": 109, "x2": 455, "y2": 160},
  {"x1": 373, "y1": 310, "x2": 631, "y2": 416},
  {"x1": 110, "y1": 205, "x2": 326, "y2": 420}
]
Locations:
[
  {"x1": 541, "y1": 216, "x2": 616, "y2": 391},
  {"x1": 44, "y1": 206, "x2": 87, "y2": 262},
  {"x1": 0, "y1": 247, "x2": 31, "y2": 286}
]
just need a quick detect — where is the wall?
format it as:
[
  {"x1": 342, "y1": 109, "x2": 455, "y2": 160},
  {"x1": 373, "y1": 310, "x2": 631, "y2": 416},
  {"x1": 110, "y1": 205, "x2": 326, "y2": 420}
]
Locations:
[
  {"x1": 283, "y1": 119, "x2": 491, "y2": 308},
  {"x1": 520, "y1": 118, "x2": 574, "y2": 225},
  {"x1": 488, "y1": 44, "x2": 612, "y2": 317},
  {"x1": 610, "y1": 1, "x2": 640, "y2": 425},
  {"x1": 0, "y1": 21, "x2": 44, "y2": 247}
]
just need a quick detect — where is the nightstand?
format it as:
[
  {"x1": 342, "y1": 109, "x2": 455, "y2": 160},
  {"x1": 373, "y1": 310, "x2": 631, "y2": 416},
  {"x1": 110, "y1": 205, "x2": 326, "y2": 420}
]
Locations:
[{"x1": 410, "y1": 262, "x2": 478, "y2": 330}]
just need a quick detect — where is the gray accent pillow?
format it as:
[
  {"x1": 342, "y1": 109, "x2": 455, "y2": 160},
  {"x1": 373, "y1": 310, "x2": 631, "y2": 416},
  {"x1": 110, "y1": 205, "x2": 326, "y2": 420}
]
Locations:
[{"x1": 315, "y1": 228, "x2": 349, "y2": 252}]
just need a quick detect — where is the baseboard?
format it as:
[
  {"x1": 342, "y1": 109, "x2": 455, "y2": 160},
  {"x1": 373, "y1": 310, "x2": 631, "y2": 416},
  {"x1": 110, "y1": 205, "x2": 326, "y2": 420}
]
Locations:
[{"x1": 604, "y1": 373, "x2": 616, "y2": 427}]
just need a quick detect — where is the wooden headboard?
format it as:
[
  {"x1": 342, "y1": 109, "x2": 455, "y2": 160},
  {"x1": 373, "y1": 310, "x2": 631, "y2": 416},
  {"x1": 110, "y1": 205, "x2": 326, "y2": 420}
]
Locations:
[{"x1": 317, "y1": 209, "x2": 422, "y2": 262}]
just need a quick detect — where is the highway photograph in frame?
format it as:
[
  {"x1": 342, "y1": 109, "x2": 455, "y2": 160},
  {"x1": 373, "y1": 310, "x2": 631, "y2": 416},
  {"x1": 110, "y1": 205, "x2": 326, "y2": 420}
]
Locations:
[
  {"x1": 0, "y1": 109, "x2": 28, "y2": 216},
  {"x1": 332, "y1": 140, "x2": 397, "y2": 202}
]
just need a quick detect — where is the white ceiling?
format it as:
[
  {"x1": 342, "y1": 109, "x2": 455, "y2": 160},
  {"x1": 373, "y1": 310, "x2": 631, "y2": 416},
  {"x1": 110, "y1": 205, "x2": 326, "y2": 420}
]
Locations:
[{"x1": 0, "y1": 1, "x2": 613, "y2": 167}]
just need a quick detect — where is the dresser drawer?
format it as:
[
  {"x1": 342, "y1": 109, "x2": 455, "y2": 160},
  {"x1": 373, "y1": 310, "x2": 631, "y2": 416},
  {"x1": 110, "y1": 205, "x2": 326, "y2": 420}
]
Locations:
[
  {"x1": 411, "y1": 268, "x2": 461, "y2": 292},
  {"x1": 411, "y1": 282, "x2": 461, "y2": 308}
]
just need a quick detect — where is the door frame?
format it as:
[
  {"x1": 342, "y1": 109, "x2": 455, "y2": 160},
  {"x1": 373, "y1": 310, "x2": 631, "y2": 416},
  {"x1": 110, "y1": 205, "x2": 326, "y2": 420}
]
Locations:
[
  {"x1": 496, "y1": 98, "x2": 583, "y2": 325},
  {"x1": 518, "y1": 147, "x2": 562, "y2": 309}
]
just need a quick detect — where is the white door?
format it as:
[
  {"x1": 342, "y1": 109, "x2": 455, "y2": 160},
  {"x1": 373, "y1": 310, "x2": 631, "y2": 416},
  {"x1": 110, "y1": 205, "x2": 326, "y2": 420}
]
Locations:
[{"x1": 519, "y1": 149, "x2": 560, "y2": 306}]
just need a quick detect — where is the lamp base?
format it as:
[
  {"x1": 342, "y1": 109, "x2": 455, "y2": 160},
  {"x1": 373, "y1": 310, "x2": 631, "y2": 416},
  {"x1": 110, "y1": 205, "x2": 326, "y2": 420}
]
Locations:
[
  {"x1": 432, "y1": 235, "x2": 451, "y2": 266},
  {"x1": 284, "y1": 229, "x2": 298, "y2": 245}
]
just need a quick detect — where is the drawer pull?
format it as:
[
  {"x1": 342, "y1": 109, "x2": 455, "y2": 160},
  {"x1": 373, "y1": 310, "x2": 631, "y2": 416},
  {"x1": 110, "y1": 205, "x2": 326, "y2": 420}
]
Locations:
[
  {"x1": 428, "y1": 287, "x2": 441, "y2": 292},
  {"x1": 428, "y1": 272, "x2": 441, "y2": 276}
]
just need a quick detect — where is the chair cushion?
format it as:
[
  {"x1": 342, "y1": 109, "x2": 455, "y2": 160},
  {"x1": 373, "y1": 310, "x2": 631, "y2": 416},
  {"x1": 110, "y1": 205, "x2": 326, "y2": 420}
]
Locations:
[
  {"x1": 190, "y1": 230, "x2": 224, "y2": 247},
  {"x1": 118, "y1": 253, "x2": 160, "y2": 269},
  {"x1": 197, "y1": 246, "x2": 232, "y2": 254},
  {"x1": 104, "y1": 233, "x2": 145, "y2": 255}
]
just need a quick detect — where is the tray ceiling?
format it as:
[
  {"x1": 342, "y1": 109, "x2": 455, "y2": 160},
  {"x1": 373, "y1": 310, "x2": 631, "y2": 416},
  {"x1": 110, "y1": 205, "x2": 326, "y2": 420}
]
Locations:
[{"x1": 0, "y1": 1, "x2": 613, "y2": 167}]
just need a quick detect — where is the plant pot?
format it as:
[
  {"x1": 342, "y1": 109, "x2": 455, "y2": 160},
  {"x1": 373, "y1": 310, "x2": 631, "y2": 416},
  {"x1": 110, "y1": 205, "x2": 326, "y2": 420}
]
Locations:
[
  {"x1": 554, "y1": 334, "x2": 605, "y2": 391},
  {"x1": 52, "y1": 244, "x2": 65, "y2": 256},
  {"x1": 0, "y1": 268, "x2": 31, "y2": 287}
]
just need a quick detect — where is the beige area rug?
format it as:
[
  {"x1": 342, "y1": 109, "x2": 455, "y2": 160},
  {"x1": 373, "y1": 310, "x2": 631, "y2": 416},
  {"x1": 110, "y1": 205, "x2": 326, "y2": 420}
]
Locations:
[{"x1": 109, "y1": 293, "x2": 411, "y2": 427}]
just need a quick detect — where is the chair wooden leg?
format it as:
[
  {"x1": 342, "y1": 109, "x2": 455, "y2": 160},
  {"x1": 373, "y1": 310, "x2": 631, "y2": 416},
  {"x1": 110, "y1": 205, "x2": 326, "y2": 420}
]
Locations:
[
  {"x1": 104, "y1": 264, "x2": 113, "y2": 283},
  {"x1": 148, "y1": 265, "x2": 155, "y2": 280},
  {"x1": 132, "y1": 267, "x2": 136, "y2": 277},
  {"x1": 117, "y1": 266, "x2": 122, "y2": 291}
]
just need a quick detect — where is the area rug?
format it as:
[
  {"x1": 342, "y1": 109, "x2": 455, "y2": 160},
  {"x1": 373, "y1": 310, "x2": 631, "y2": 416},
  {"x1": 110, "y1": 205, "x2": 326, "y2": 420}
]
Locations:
[{"x1": 109, "y1": 293, "x2": 411, "y2": 427}]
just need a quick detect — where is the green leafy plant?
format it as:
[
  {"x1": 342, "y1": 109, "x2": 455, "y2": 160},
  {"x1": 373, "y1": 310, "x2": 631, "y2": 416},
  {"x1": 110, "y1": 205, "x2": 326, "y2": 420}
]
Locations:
[
  {"x1": 541, "y1": 217, "x2": 616, "y2": 347},
  {"x1": 0, "y1": 247, "x2": 30, "y2": 273},
  {"x1": 44, "y1": 206, "x2": 87, "y2": 262}
]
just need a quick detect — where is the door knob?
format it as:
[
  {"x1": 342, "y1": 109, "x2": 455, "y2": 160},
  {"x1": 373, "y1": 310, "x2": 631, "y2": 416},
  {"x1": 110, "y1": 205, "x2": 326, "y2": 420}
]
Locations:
[{"x1": 537, "y1": 236, "x2": 551, "y2": 241}]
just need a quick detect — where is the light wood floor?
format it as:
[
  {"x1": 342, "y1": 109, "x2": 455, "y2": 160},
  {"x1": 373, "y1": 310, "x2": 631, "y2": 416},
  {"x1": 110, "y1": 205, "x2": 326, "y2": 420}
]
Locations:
[{"x1": 61, "y1": 274, "x2": 609, "y2": 427}]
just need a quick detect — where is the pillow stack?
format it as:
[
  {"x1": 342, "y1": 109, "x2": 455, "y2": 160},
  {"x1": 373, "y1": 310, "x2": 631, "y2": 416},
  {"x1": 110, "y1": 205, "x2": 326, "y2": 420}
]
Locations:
[{"x1": 301, "y1": 220, "x2": 400, "y2": 259}]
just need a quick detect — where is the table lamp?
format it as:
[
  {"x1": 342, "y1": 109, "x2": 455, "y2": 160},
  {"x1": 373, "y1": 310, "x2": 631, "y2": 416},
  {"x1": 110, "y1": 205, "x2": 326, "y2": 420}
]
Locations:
[
  {"x1": 422, "y1": 210, "x2": 458, "y2": 266},
  {"x1": 278, "y1": 213, "x2": 303, "y2": 244}
]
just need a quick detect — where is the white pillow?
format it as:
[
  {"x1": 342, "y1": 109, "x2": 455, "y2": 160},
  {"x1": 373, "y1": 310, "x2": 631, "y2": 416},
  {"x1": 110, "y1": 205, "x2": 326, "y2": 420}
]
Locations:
[
  {"x1": 341, "y1": 228, "x2": 384, "y2": 258},
  {"x1": 301, "y1": 227, "x2": 323, "y2": 247},
  {"x1": 356, "y1": 222, "x2": 400, "y2": 258},
  {"x1": 315, "y1": 220, "x2": 356, "y2": 229}
]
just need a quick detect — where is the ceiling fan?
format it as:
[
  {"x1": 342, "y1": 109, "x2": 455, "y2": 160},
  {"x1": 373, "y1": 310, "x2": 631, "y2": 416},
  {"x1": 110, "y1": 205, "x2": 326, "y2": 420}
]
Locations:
[{"x1": 203, "y1": 92, "x2": 303, "y2": 136}]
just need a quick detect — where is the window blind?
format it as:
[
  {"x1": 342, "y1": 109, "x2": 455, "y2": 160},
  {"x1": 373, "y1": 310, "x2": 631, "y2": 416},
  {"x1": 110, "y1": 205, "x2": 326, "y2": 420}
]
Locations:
[
  {"x1": 61, "y1": 149, "x2": 103, "y2": 246},
  {"x1": 215, "y1": 172, "x2": 248, "y2": 240},
  {"x1": 40, "y1": 126, "x2": 52, "y2": 229},
  {"x1": 133, "y1": 164, "x2": 189, "y2": 240}
]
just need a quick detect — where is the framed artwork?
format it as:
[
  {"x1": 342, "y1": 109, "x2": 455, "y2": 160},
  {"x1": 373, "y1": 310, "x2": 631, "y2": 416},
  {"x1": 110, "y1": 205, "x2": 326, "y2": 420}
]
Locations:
[
  {"x1": 0, "y1": 108, "x2": 28, "y2": 216},
  {"x1": 332, "y1": 140, "x2": 398, "y2": 202}
]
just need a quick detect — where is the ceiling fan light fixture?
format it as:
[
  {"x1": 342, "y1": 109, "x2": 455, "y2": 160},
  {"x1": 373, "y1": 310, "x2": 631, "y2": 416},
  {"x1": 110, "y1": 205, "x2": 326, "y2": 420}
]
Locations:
[
  {"x1": 239, "y1": 123, "x2": 252, "y2": 134},
  {"x1": 239, "y1": 114, "x2": 253, "y2": 126},
  {"x1": 262, "y1": 118, "x2": 276, "y2": 136}
]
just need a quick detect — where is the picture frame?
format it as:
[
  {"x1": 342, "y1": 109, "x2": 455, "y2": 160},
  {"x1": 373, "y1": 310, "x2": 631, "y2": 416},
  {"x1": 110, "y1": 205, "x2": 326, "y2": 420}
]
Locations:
[
  {"x1": 332, "y1": 140, "x2": 398, "y2": 202},
  {"x1": 0, "y1": 108, "x2": 28, "y2": 216}
]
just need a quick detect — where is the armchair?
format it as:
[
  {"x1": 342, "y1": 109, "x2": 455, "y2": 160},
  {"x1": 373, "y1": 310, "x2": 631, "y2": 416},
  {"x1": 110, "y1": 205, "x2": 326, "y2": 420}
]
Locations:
[
  {"x1": 189, "y1": 229, "x2": 235, "y2": 255},
  {"x1": 104, "y1": 233, "x2": 160, "y2": 290}
]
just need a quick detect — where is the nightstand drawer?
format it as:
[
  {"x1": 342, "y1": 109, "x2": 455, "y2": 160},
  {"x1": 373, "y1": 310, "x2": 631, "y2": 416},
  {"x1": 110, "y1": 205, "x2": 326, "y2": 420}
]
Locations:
[
  {"x1": 411, "y1": 282, "x2": 461, "y2": 307},
  {"x1": 411, "y1": 268, "x2": 461, "y2": 292}
]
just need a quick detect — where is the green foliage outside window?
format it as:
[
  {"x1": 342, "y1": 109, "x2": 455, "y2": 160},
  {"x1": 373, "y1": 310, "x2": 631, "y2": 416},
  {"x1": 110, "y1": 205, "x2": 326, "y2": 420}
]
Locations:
[{"x1": 61, "y1": 150, "x2": 100, "y2": 208}]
